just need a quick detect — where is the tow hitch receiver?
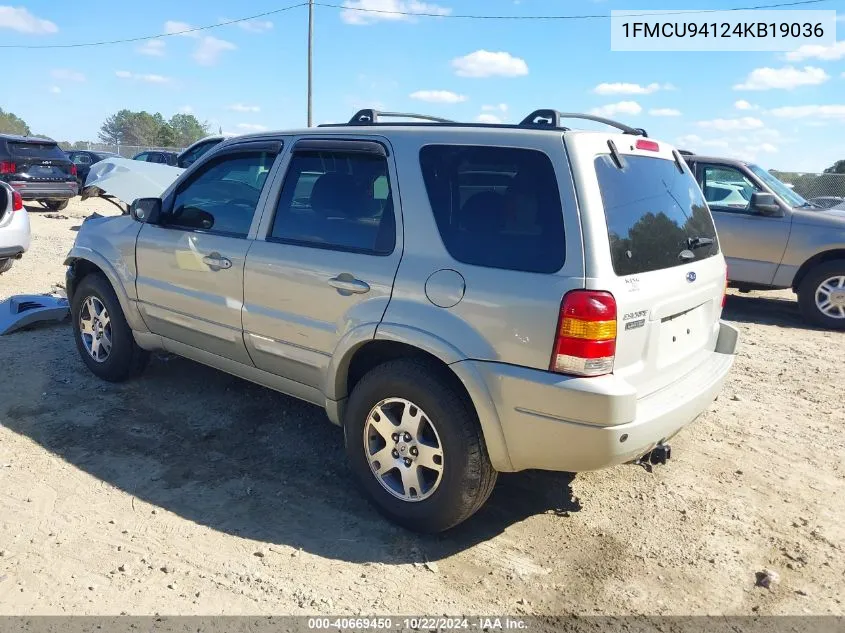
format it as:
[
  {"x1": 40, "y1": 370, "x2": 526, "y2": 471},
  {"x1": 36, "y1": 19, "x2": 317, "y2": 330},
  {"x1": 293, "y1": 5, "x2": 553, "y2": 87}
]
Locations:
[{"x1": 648, "y1": 444, "x2": 672, "y2": 465}]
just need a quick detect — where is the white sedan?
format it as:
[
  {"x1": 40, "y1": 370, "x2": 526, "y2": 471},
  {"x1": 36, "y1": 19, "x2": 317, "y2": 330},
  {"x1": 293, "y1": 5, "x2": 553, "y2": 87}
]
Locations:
[{"x1": 0, "y1": 181, "x2": 30, "y2": 274}]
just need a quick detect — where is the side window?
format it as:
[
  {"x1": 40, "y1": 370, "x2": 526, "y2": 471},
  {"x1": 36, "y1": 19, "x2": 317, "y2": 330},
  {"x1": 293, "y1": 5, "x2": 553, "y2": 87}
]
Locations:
[
  {"x1": 166, "y1": 151, "x2": 275, "y2": 237},
  {"x1": 269, "y1": 149, "x2": 396, "y2": 255},
  {"x1": 72, "y1": 153, "x2": 91, "y2": 165},
  {"x1": 134, "y1": 153, "x2": 149, "y2": 162},
  {"x1": 419, "y1": 145, "x2": 565, "y2": 274},
  {"x1": 702, "y1": 165, "x2": 761, "y2": 214}
]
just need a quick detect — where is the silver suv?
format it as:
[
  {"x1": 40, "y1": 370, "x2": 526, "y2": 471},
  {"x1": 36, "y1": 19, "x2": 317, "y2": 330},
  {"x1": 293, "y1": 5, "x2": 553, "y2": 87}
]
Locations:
[
  {"x1": 65, "y1": 109, "x2": 738, "y2": 532},
  {"x1": 683, "y1": 153, "x2": 845, "y2": 329}
]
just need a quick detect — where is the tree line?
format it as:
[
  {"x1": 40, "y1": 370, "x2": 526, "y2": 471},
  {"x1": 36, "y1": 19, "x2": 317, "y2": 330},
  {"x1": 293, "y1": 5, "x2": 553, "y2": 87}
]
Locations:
[
  {"x1": 0, "y1": 107, "x2": 210, "y2": 149},
  {"x1": 97, "y1": 110, "x2": 211, "y2": 147}
]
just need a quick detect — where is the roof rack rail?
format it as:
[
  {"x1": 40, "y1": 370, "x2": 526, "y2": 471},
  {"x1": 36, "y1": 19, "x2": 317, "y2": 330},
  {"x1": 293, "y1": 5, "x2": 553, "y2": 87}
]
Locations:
[
  {"x1": 519, "y1": 109, "x2": 648, "y2": 137},
  {"x1": 677, "y1": 149, "x2": 694, "y2": 156},
  {"x1": 346, "y1": 109, "x2": 455, "y2": 125}
]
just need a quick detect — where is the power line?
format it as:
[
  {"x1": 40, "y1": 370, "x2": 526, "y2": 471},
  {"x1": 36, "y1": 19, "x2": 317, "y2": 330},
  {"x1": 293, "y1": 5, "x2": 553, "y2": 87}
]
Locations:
[
  {"x1": 0, "y1": 0, "x2": 832, "y2": 49},
  {"x1": 319, "y1": 0, "x2": 832, "y2": 20},
  {"x1": 0, "y1": 3, "x2": 307, "y2": 49}
]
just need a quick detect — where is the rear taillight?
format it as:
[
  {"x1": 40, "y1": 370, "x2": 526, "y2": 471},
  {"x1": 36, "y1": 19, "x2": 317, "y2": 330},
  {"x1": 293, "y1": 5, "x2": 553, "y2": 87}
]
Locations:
[
  {"x1": 551, "y1": 290, "x2": 617, "y2": 377},
  {"x1": 12, "y1": 190, "x2": 22, "y2": 211},
  {"x1": 635, "y1": 139, "x2": 660, "y2": 152},
  {"x1": 722, "y1": 266, "x2": 729, "y2": 307},
  {"x1": 70, "y1": 164, "x2": 77, "y2": 177},
  {"x1": 0, "y1": 161, "x2": 16, "y2": 174}
]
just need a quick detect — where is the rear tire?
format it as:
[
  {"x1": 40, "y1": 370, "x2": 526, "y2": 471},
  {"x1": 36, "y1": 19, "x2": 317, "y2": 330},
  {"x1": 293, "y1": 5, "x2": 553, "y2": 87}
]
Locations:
[
  {"x1": 0, "y1": 258, "x2": 13, "y2": 274},
  {"x1": 797, "y1": 260, "x2": 845, "y2": 330},
  {"x1": 71, "y1": 273, "x2": 149, "y2": 381},
  {"x1": 43, "y1": 200, "x2": 69, "y2": 211},
  {"x1": 343, "y1": 358, "x2": 497, "y2": 533}
]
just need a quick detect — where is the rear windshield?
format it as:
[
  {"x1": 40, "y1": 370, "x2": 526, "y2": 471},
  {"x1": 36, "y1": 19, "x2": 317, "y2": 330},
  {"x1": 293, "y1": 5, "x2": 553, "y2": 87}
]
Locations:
[
  {"x1": 8, "y1": 141, "x2": 67, "y2": 161},
  {"x1": 595, "y1": 154, "x2": 719, "y2": 277},
  {"x1": 419, "y1": 145, "x2": 566, "y2": 274}
]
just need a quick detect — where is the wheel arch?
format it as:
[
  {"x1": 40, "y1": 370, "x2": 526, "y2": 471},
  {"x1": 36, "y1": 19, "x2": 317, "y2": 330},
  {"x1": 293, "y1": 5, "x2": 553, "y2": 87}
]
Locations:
[
  {"x1": 792, "y1": 249, "x2": 845, "y2": 292},
  {"x1": 65, "y1": 252, "x2": 148, "y2": 333},
  {"x1": 330, "y1": 324, "x2": 514, "y2": 471}
]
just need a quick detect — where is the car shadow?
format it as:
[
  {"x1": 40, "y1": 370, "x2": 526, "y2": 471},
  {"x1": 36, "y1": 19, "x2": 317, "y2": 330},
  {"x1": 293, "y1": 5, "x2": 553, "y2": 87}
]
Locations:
[
  {"x1": 722, "y1": 293, "x2": 811, "y2": 330},
  {"x1": 2, "y1": 338, "x2": 581, "y2": 564}
]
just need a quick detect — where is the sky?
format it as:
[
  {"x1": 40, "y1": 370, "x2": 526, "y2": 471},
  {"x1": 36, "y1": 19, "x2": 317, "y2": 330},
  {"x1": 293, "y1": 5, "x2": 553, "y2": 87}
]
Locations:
[{"x1": 1, "y1": 0, "x2": 843, "y2": 172}]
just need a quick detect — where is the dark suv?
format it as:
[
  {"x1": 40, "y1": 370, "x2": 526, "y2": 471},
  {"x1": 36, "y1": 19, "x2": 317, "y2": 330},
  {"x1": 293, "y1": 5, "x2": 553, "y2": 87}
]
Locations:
[
  {"x1": 0, "y1": 134, "x2": 78, "y2": 210},
  {"x1": 132, "y1": 150, "x2": 179, "y2": 166}
]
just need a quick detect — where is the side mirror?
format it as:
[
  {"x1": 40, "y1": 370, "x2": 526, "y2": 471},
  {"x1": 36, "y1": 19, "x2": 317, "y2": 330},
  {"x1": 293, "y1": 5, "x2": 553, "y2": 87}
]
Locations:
[
  {"x1": 130, "y1": 197, "x2": 161, "y2": 223},
  {"x1": 750, "y1": 192, "x2": 783, "y2": 217}
]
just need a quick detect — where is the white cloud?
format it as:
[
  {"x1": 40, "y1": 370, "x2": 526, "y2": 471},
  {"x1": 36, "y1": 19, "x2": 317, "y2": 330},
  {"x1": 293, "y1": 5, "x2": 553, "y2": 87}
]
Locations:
[
  {"x1": 649, "y1": 108, "x2": 681, "y2": 117},
  {"x1": 784, "y1": 40, "x2": 845, "y2": 62},
  {"x1": 482, "y1": 103, "x2": 508, "y2": 113},
  {"x1": 228, "y1": 103, "x2": 261, "y2": 113},
  {"x1": 237, "y1": 19, "x2": 273, "y2": 33},
  {"x1": 193, "y1": 36, "x2": 236, "y2": 66},
  {"x1": 236, "y1": 123, "x2": 268, "y2": 131},
  {"x1": 734, "y1": 66, "x2": 829, "y2": 91},
  {"x1": 137, "y1": 39, "x2": 165, "y2": 57},
  {"x1": 179, "y1": 105, "x2": 193, "y2": 114},
  {"x1": 592, "y1": 82, "x2": 668, "y2": 95},
  {"x1": 734, "y1": 100, "x2": 758, "y2": 111},
  {"x1": 590, "y1": 101, "x2": 643, "y2": 117},
  {"x1": 115, "y1": 71, "x2": 172, "y2": 84},
  {"x1": 164, "y1": 20, "x2": 198, "y2": 37},
  {"x1": 697, "y1": 117, "x2": 764, "y2": 131},
  {"x1": 768, "y1": 105, "x2": 845, "y2": 120},
  {"x1": 676, "y1": 132, "x2": 780, "y2": 161},
  {"x1": 451, "y1": 50, "x2": 528, "y2": 78},
  {"x1": 477, "y1": 114, "x2": 503, "y2": 124},
  {"x1": 48, "y1": 86, "x2": 61, "y2": 94},
  {"x1": 340, "y1": 0, "x2": 451, "y2": 25},
  {"x1": 0, "y1": 6, "x2": 58, "y2": 34},
  {"x1": 51, "y1": 68, "x2": 85, "y2": 82},
  {"x1": 409, "y1": 90, "x2": 467, "y2": 104}
]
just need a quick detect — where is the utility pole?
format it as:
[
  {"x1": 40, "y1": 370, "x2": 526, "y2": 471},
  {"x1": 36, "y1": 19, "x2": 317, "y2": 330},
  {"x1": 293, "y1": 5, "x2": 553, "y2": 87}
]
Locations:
[{"x1": 307, "y1": 0, "x2": 314, "y2": 127}]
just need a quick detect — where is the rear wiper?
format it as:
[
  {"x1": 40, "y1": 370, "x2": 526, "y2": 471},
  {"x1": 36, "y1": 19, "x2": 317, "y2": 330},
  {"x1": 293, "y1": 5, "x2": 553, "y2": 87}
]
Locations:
[{"x1": 687, "y1": 236, "x2": 714, "y2": 250}]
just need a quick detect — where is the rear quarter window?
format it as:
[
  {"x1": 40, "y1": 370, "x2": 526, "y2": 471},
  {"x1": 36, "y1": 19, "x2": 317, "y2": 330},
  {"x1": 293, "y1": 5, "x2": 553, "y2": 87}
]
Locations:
[
  {"x1": 8, "y1": 141, "x2": 67, "y2": 161},
  {"x1": 594, "y1": 154, "x2": 719, "y2": 277},
  {"x1": 419, "y1": 145, "x2": 566, "y2": 274}
]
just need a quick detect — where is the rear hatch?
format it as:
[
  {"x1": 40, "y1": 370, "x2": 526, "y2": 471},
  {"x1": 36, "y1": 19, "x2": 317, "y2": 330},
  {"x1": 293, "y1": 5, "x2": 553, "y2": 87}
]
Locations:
[
  {"x1": 6, "y1": 140, "x2": 75, "y2": 181},
  {"x1": 567, "y1": 133, "x2": 726, "y2": 398}
]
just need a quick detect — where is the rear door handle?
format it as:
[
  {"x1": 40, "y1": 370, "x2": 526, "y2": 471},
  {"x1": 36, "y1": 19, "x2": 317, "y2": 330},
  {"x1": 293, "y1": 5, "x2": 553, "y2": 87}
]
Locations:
[
  {"x1": 202, "y1": 253, "x2": 232, "y2": 270},
  {"x1": 328, "y1": 275, "x2": 370, "y2": 295}
]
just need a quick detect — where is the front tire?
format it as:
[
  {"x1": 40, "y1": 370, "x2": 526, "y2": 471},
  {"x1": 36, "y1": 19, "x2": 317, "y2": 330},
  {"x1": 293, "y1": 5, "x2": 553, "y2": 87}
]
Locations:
[
  {"x1": 344, "y1": 358, "x2": 497, "y2": 533},
  {"x1": 43, "y1": 200, "x2": 69, "y2": 211},
  {"x1": 71, "y1": 273, "x2": 149, "y2": 381},
  {"x1": 797, "y1": 260, "x2": 845, "y2": 330}
]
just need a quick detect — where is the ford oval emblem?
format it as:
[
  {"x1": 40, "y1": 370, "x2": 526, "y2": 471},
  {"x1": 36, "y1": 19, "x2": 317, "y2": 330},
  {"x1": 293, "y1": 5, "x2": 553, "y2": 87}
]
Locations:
[{"x1": 686, "y1": 271, "x2": 697, "y2": 283}]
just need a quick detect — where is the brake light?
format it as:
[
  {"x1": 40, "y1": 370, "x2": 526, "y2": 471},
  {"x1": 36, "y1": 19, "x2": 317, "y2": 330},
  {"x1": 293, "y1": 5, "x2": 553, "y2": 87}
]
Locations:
[
  {"x1": 551, "y1": 290, "x2": 617, "y2": 377},
  {"x1": 69, "y1": 164, "x2": 77, "y2": 177},
  {"x1": 12, "y1": 190, "x2": 22, "y2": 211},
  {"x1": 635, "y1": 139, "x2": 660, "y2": 152},
  {"x1": 722, "y1": 266, "x2": 729, "y2": 307},
  {"x1": 0, "y1": 161, "x2": 16, "y2": 174}
]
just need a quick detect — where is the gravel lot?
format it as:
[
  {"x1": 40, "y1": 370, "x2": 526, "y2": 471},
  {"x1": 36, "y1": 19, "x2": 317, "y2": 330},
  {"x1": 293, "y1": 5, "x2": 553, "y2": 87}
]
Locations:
[{"x1": 0, "y1": 197, "x2": 842, "y2": 616}]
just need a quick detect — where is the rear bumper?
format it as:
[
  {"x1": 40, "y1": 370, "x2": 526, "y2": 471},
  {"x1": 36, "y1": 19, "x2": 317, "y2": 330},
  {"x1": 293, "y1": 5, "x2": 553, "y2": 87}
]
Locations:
[
  {"x1": 465, "y1": 321, "x2": 739, "y2": 472},
  {"x1": 9, "y1": 181, "x2": 78, "y2": 200},
  {"x1": 0, "y1": 208, "x2": 31, "y2": 257}
]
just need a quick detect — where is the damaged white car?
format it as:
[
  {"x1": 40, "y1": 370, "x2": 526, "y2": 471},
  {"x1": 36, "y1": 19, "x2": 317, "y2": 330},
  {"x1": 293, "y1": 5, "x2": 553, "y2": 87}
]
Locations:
[{"x1": 81, "y1": 156, "x2": 185, "y2": 211}]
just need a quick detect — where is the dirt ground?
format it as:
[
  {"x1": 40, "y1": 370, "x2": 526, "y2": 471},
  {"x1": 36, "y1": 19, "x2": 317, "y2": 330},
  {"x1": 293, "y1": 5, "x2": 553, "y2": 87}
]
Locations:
[{"x1": 0, "y1": 197, "x2": 842, "y2": 616}]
